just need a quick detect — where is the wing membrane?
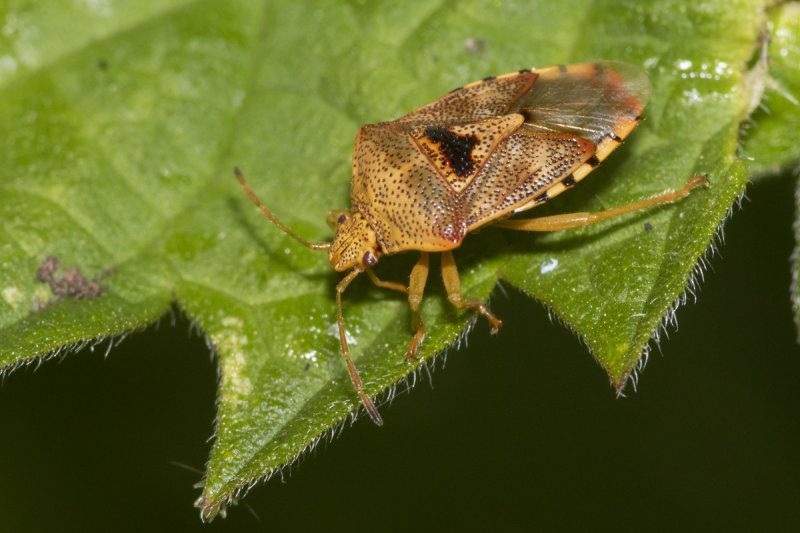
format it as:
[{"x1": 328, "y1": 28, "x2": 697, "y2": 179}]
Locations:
[{"x1": 510, "y1": 61, "x2": 649, "y2": 144}]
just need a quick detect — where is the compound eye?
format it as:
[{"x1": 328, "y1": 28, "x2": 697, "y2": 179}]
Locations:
[
  {"x1": 362, "y1": 251, "x2": 377, "y2": 266},
  {"x1": 337, "y1": 214, "x2": 347, "y2": 226}
]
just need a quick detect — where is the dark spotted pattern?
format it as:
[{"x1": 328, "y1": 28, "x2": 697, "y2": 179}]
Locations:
[
  {"x1": 563, "y1": 174, "x2": 577, "y2": 187},
  {"x1": 422, "y1": 126, "x2": 479, "y2": 178},
  {"x1": 411, "y1": 114, "x2": 522, "y2": 193}
]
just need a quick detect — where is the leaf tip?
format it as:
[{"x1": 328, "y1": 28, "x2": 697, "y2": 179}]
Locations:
[
  {"x1": 196, "y1": 492, "x2": 225, "y2": 523},
  {"x1": 611, "y1": 372, "x2": 631, "y2": 395}
]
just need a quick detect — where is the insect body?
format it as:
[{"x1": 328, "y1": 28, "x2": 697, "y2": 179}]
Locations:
[{"x1": 236, "y1": 61, "x2": 707, "y2": 425}]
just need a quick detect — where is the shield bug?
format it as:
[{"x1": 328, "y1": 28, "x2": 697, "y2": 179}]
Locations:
[{"x1": 235, "y1": 61, "x2": 707, "y2": 425}]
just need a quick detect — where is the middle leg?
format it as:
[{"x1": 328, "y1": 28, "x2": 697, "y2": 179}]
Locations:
[
  {"x1": 406, "y1": 252, "x2": 430, "y2": 360},
  {"x1": 363, "y1": 260, "x2": 428, "y2": 360},
  {"x1": 441, "y1": 250, "x2": 502, "y2": 334}
]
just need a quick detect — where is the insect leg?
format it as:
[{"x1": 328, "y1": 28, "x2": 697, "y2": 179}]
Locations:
[
  {"x1": 365, "y1": 267, "x2": 425, "y2": 359},
  {"x1": 335, "y1": 267, "x2": 383, "y2": 426},
  {"x1": 406, "y1": 253, "x2": 430, "y2": 360},
  {"x1": 440, "y1": 251, "x2": 502, "y2": 334},
  {"x1": 365, "y1": 268, "x2": 409, "y2": 294},
  {"x1": 494, "y1": 175, "x2": 707, "y2": 232}
]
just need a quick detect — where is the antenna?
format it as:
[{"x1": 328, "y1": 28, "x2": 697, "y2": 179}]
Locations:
[{"x1": 234, "y1": 167, "x2": 331, "y2": 251}]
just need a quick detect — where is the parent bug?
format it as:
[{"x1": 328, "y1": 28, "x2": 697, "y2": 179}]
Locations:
[{"x1": 235, "y1": 61, "x2": 707, "y2": 425}]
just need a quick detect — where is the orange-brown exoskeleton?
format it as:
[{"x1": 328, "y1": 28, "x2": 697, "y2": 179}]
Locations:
[{"x1": 235, "y1": 61, "x2": 707, "y2": 425}]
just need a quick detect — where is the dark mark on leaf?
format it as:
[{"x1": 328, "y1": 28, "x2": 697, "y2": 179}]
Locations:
[{"x1": 35, "y1": 255, "x2": 112, "y2": 310}]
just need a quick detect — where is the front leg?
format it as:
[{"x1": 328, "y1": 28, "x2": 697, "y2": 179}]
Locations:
[{"x1": 335, "y1": 267, "x2": 383, "y2": 426}]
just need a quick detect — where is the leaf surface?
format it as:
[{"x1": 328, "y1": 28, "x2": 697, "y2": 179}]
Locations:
[
  {"x1": 741, "y1": 2, "x2": 800, "y2": 176},
  {"x1": 0, "y1": 0, "x2": 773, "y2": 518}
]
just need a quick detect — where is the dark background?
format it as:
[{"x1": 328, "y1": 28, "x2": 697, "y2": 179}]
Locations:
[{"x1": 1, "y1": 173, "x2": 798, "y2": 532}]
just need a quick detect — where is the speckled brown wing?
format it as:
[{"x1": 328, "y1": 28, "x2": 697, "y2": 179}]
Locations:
[
  {"x1": 394, "y1": 71, "x2": 537, "y2": 127},
  {"x1": 350, "y1": 123, "x2": 465, "y2": 254},
  {"x1": 463, "y1": 131, "x2": 595, "y2": 230},
  {"x1": 463, "y1": 61, "x2": 650, "y2": 229}
]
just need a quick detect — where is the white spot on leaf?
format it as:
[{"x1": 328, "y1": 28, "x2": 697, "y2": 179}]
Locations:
[
  {"x1": 540, "y1": 258, "x2": 559, "y2": 274},
  {"x1": 328, "y1": 322, "x2": 356, "y2": 345},
  {"x1": 2, "y1": 286, "x2": 22, "y2": 308}
]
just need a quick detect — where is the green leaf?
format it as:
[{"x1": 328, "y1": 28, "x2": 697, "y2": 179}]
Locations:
[
  {"x1": 741, "y1": 2, "x2": 800, "y2": 176},
  {"x1": 735, "y1": 2, "x2": 800, "y2": 338},
  {"x1": 0, "y1": 0, "x2": 769, "y2": 519}
]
